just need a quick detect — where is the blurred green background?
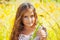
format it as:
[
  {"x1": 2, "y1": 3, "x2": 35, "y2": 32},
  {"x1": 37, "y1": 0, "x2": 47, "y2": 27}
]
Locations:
[{"x1": 0, "y1": 0, "x2": 60, "y2": 40}]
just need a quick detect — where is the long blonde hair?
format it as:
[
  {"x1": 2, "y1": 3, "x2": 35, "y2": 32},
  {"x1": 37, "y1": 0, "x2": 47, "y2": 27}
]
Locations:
[{"x1": 10, "y1": 3, "x2": 37, "y2": 40}]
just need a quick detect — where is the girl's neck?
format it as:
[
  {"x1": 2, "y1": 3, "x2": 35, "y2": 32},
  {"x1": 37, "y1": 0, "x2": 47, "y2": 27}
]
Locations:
[
  {"x1": 21, "y1": 26, "x2": 36, "y2": 35},
  {"x1": 24, "y1": 26, "x2": 36, "y2": 30}
]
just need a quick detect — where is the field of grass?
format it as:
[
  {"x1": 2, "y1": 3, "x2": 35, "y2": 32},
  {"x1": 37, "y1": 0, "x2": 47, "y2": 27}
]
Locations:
[{"x1": 0, "y1": 0, "x2": 60, "y2": 40}]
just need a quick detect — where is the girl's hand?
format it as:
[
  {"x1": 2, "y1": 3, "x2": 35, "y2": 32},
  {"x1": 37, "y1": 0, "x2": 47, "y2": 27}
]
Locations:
[{"x1": 37, "y1": 27, "x2": 47, "y2": 40}]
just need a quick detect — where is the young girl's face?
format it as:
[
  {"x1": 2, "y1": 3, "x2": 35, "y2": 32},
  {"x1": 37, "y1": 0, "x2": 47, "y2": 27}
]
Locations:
[{"x1": 22, "y1": 8, "x2": 35, "y2": 27}]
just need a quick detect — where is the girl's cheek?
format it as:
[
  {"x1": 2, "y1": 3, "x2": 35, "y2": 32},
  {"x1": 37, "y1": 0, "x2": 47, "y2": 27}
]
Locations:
[
  {"x1": 32, "y1": 17, "x2": 35, "y2": 22},
  {"x1": 23, "y1": 17, "x2": 28, "y2": 20},
  {"x1": 24, "y1": 18, "x2": 30, "y2": 23}
]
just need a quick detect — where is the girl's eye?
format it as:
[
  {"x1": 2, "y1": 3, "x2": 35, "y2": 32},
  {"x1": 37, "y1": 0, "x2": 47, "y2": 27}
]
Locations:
[
  {"x1": 24, "y1": 16, "x2": 27, "y2": 18},
  {"x1": 31, "y1": 15, "x2": 34, "y2": 18}
]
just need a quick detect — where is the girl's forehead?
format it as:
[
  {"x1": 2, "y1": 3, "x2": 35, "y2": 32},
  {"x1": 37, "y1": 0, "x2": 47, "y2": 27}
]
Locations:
[
  {"x1": 23, "y1": 8, "x2": 34, "y2": 16},
  {"x1": 27, "y1": 8, "x2": 33, "y2": 12}
]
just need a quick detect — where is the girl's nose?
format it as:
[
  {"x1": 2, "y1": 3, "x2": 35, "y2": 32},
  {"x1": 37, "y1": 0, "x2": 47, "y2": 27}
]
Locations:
[{"x1": 28, "y1": 17, "x2": 32, "y2": 22}]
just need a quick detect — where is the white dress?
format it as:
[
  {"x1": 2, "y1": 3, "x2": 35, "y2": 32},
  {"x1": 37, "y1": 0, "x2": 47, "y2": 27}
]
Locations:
[{"x1": 18, "y1": 31, "x2": 40, "y2": 40}]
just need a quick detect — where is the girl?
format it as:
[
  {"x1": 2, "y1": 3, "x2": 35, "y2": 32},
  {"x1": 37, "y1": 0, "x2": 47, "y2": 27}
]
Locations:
[{"x1": 10, "y1": 3, "x2": 47, "y2": 40}]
